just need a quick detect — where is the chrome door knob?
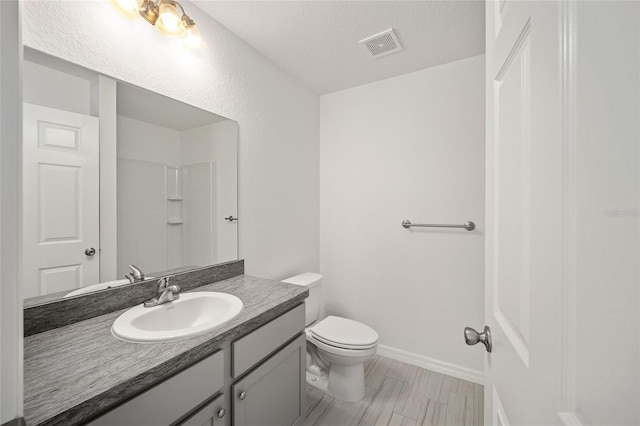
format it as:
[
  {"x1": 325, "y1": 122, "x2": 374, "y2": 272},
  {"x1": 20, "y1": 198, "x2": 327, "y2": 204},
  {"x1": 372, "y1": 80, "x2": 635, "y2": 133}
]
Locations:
[
  {"x1": 464, "y1": 325, "x2": 492, "y2": 352},
  {"x1": 84, "y1": 247, "x2": 96, "y2": 256},
  {"x1": 239, "y1": 391, "x2": 246, "y2": 400},
  {"x1": 217, "y1": 408, "x2": 225, "y2": 418}
]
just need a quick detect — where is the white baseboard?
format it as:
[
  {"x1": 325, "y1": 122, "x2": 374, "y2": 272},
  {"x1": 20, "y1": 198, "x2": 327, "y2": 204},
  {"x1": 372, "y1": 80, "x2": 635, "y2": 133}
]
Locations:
[{"x1": 376, "y1": 344, "x2": 484, "y2": 385}]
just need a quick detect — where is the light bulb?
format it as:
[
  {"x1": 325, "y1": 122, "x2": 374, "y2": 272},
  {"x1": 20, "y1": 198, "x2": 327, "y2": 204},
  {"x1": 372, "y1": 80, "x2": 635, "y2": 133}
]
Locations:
[
  {"x1": 156, "y1": 1, "x2": 185, "y2": 37},
  {"x1": 183, "y1": 23, "x2": 205, "y2": 49}
]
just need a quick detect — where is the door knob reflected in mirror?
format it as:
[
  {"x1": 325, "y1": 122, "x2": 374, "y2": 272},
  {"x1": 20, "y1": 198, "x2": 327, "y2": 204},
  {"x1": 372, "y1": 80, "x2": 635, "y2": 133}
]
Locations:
[
  {"x1": 464, "y1": 325, "x2": 492, "y2": 352},
  {"x1": 84, "y1": 247, "x2": 96, "y2": 256}
]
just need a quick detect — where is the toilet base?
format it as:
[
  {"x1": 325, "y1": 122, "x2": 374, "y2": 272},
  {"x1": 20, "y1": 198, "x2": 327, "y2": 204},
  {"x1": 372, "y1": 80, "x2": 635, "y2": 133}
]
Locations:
[
  {"x1": 305, "y1": 363, "x2": 366, "y2": 403},
  {"x1": 306, "y1": 371, "x2": 329, "y2": 393},
  {"x1": 327, "y1": 363, "x2": 365, "y2": 402}
]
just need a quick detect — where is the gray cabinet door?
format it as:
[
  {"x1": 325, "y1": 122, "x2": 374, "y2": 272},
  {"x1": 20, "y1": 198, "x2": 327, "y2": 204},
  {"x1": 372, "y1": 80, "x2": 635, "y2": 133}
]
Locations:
[
  {"x1": 232, "y1": 334, "x2": 306, "y2": 426},
  {"x1": 179, "y1": 394, "x2": 226, "y2": 426}
]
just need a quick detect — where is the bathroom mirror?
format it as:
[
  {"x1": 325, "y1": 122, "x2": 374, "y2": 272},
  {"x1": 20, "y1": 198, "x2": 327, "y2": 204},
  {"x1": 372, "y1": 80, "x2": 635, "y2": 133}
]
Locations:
[{"x1": 22, "y1": 48, "x2": 238, "y2": 305}]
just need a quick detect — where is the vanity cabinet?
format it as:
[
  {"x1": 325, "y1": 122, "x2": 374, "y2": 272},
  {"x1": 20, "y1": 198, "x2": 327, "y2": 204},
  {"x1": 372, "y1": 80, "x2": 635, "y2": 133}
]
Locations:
[
  {"x1": 232, "y1": 334, "x2": 306, "y2": 426},
  {"x1": 88, "y1": 304, "x2": 306, "y2": 426}
]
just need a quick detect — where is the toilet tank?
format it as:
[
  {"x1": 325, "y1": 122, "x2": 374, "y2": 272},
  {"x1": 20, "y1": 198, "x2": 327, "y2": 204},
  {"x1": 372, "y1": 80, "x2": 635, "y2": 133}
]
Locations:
[{"x1": 281, "y1": 272, "x2": 322, "y2": 326}]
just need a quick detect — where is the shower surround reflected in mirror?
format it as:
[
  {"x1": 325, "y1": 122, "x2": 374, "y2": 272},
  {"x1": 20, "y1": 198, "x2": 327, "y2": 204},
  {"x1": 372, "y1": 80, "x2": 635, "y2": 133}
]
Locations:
[{"x1": 22, "y1": 49, "x2": 238, "y2": 304}]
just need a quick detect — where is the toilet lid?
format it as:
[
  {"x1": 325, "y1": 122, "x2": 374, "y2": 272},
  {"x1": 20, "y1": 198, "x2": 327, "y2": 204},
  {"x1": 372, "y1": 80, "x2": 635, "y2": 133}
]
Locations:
[{"x1": 310, "y1": 316, "x2": 378, "y2": 349}]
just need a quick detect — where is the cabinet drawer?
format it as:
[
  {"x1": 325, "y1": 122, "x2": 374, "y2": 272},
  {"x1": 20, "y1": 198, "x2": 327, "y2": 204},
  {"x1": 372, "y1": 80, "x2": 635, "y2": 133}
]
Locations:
[
  {"x1": 232, "y1": 304, "x2": 305, "y2": 377},
  {"x1": 179, "y1": 393, "x2": 226, "y2": 426},
  {"x1": 90, "y1": 350, "x2": 224, "y2": 426}
]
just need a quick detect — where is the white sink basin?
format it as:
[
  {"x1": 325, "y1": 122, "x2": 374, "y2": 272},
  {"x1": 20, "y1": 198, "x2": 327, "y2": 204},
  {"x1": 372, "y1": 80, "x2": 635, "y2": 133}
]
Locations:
[
  {"x1": 64, "y1": 277, "x2": 156, "y2": 298},
  {"x1": 112, "y1": 292, "x2": 243, "y2": 343}
]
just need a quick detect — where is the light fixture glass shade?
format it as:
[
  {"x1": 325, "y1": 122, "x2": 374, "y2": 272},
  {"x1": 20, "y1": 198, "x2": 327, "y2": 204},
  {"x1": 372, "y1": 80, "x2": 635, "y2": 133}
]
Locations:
[
  {"x1": 183, "y1": 23, "x2": 205, "y2": 49},
  {"x1": 114, "y1": 0, "x2": 142, "y2": 16},
  {"x1": 156, "y1": 1, "x2": 185, "y2": 37}
]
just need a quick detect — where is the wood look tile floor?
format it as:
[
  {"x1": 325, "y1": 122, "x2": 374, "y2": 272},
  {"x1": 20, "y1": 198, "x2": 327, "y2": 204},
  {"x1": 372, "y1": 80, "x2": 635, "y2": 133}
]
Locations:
[{"x1": 303, "y1": 355, "x2": 484, "y2": 426}]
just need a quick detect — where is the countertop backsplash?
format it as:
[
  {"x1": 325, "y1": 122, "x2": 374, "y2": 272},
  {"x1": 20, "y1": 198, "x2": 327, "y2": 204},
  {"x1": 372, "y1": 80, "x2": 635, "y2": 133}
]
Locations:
[{"x1": 24, "y1": 260, "x2": 245, "y2": 336}]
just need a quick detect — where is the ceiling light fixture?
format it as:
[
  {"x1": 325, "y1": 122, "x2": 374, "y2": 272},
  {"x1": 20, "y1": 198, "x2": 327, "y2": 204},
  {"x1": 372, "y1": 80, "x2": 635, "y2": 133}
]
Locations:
[
  {"x1": 156, "y1": 0, "x2": 184, "y2": 37},
  {"x1": 114, "y1": 0, "x2": 142, "y2": 15},
  {"x1": 123, "y1": 0, "x2": 206, "y2": 48}
]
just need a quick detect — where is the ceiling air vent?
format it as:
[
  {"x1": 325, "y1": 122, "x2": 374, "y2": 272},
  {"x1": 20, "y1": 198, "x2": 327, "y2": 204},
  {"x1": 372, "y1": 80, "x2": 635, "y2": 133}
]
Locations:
[{"x1": 359, "y1": 29, "x2": 403, "y2": 59}]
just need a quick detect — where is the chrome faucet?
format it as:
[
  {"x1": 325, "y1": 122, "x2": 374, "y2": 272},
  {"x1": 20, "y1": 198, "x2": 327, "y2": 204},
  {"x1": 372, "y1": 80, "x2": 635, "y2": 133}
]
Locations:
[
  {"x1": 125, "y1": 264, "x2": 145, "y2": 283},
  {"x1": 144, "y1": 276, "x2": 180, "y2": 308}
]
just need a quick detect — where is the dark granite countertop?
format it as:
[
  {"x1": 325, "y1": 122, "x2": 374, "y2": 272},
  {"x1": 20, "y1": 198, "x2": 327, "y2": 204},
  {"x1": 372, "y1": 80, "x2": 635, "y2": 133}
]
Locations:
[{"x1": 24, "y1": 275, "x2": 308, "y2": 426}]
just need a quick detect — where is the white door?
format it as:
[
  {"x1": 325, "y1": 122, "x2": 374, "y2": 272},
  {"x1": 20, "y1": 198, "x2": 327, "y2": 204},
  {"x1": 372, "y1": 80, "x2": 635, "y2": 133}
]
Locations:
[
  {"x1": 483, "y1": 1, "x2": 640, "y2": 425},
  {"x1": 22, "y1": 103, "x2": 100, "y2": 298}
]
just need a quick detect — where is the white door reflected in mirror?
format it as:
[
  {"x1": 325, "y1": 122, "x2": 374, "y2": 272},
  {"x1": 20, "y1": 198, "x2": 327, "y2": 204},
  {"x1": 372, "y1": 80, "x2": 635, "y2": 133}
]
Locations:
[
  {"x1": 22, "y1": 103, "x2": 100, "y2": 299},
  {"x1": 22, "y1": 50, "x2": 238, "y2": 304}
]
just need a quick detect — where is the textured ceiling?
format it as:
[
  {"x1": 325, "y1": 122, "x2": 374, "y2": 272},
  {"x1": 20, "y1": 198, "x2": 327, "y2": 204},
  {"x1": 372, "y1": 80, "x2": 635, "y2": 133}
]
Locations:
[{"x1": 193, "y1": 0, "x2": 485, "y2": 94}]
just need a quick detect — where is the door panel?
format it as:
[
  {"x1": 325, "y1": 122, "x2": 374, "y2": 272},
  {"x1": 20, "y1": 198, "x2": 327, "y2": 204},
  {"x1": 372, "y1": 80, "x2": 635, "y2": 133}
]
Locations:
[
  {"x1": 38, "y1": 121, "x2": 80, "y2": 150},
  {"x1": 486, "y1": 1, "x2": 640, "y2": 425},
  {"x1": 38, "y1": 264, "x2": 82, "y2": 295},
  {"x1": 494, "y1": 24, "x2": 531, "y2": 366},
  {"x1": 38, "y1": 164, "x2": 81, "y2": 242},
  {"x1": 486, "y1": 1, "x2": 564, "y2": 424},
  {"x1": 23, "y1": 103, "x2": 99, "y2": 298}
]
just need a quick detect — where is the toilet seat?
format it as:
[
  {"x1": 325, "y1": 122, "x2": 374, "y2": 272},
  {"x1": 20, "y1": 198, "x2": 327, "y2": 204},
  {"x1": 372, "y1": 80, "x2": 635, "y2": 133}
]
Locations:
[
  {"x1": 307, "y1": 332, "x2": 378, "y2": 358},
  {"x1": 309, "y1": 316, "x2": 378, "y2": 350},
  {"x1": 310, "y1": 333, "x2": 378, "y2": 350}
]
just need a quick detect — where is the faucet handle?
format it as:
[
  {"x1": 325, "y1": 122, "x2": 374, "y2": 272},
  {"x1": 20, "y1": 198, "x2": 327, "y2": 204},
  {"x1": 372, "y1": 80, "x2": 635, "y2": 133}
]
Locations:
[
  {"x1": 144, "y1": 276, "x2": 179, "y2": 307},
  {"x1": 156, "y1": 276, "x2": 175, "y2": 292}
]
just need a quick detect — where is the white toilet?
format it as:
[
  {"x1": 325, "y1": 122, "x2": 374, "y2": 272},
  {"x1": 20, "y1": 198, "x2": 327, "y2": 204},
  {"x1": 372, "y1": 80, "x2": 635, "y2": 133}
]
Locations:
[{"x1": 282, "y1": 272, "x2": 378, "y2": 402}]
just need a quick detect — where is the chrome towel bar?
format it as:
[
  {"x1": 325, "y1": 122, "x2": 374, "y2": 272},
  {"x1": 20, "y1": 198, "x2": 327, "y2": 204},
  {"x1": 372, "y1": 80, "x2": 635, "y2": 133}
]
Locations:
[{"x1": 401, "y1": 220, "x2": 475, "y2": 231}]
